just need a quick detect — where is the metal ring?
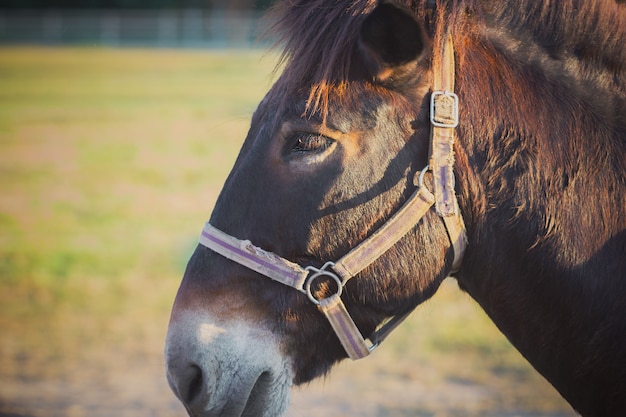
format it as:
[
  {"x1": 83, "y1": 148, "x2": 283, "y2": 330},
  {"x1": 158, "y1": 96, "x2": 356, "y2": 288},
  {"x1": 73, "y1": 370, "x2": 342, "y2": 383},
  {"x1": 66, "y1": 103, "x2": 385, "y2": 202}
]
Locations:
[
  {"x1": 418, "y1": 165, "x2": 430, "y2": 188},
  {"x1": 305, "y1": 263, "x2": 343, "y2": 305}
]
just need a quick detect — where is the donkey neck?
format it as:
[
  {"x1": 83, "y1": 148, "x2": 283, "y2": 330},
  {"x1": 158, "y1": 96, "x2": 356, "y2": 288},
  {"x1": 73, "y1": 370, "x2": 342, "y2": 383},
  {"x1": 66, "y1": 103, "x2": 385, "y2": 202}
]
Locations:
[{"x1": 450, "y1": 21, "x2": 626, "y2": 416}]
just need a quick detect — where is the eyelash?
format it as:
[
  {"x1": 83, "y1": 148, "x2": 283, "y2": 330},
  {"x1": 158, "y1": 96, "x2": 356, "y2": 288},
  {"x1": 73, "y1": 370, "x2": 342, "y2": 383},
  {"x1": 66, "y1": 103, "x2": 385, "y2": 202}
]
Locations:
[{"x1": 291, "y1": 133, "x2": 334, "y2": 154}]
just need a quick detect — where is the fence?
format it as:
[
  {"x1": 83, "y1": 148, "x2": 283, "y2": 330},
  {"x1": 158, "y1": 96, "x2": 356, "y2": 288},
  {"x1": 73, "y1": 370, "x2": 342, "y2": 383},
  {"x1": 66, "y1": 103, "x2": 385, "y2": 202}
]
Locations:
[{"x1": 0, "y1": 9, "x2": 269, "y2": 48}]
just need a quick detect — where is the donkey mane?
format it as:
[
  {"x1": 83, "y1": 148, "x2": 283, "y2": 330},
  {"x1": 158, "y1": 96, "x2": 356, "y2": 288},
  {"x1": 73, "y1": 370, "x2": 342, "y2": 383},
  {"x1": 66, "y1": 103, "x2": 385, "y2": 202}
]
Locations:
[
  {"x1": 267, "y1": 0, "x2": 626, "y2": 115},
  {"x1": 486, "y1": 1, "x2": 626, "y2": 84}
]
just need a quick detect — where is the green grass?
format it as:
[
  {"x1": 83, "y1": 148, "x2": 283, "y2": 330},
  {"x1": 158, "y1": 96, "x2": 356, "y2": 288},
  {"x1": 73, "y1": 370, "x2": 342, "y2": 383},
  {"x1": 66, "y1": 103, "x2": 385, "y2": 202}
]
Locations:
[
  {"x1": 0, "y1": 47, "x2": 277, "y2": 317},
  {"x1": 0, "y1": 47, "x2": 575, "y2": 417}
]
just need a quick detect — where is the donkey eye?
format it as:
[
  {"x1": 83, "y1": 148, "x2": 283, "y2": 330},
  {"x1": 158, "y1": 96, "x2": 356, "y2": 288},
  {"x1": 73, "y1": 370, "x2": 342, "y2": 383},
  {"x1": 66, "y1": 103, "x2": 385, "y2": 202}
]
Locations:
[{"x1": 291, "y1": 133, "x2": 334, "y2": 154}]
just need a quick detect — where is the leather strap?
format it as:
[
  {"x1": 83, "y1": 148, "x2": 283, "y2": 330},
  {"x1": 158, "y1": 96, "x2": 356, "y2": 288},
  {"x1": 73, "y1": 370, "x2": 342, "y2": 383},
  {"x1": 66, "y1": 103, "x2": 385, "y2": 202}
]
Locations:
[
  {"x1": 333, "y1": 186, "x2": 435, "y2": 281},
  {"x1": 319, "y1": 294, "x2": 372, "y2": 359},
  {"x1": 442, "y1": 212, "x2": 466, "y2": 272},
  {"x1": 199, "y1": 223, "x2": 309, "y2": 292},
  {"x1": 430, "y1": 32, "x2": 459, "y2": 217}
]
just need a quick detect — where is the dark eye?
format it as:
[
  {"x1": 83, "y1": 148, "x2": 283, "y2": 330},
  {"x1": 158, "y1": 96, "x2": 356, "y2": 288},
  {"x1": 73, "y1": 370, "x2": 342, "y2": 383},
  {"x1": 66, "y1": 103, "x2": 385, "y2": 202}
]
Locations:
[{"x1": 291, "y1": 133, "x2": 334, "y2": 154}]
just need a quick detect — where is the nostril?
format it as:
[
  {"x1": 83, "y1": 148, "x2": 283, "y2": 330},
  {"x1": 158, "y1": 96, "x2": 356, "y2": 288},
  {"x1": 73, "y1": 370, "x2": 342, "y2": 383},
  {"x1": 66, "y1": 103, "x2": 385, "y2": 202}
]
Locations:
[{"x1": 181, "y1": 364, "x2": 204, "y2": 405}]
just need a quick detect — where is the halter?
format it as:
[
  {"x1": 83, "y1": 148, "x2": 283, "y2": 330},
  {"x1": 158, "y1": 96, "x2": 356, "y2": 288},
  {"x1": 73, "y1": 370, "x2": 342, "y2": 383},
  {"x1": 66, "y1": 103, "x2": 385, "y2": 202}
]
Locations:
[{"x1": 197, "y1": 33, "x2": 467, "y2": 360}]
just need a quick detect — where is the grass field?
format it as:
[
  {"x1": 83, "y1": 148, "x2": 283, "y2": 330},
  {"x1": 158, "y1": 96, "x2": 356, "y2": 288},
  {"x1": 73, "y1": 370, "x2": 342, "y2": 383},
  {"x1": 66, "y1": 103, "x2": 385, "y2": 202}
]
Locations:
[{"x1": 0, "y1": 47, "x2": 577, "y2": 417}]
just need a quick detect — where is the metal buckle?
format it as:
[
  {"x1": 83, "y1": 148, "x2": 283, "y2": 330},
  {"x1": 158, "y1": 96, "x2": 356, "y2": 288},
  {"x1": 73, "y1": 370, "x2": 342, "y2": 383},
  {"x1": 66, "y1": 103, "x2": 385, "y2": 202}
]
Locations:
[
  {"x1": 304, "y1": 262, "x2": 343, "y2": 305},
  {"x1": 430, "y1": 91, "x2": 459, "y2": 128}
]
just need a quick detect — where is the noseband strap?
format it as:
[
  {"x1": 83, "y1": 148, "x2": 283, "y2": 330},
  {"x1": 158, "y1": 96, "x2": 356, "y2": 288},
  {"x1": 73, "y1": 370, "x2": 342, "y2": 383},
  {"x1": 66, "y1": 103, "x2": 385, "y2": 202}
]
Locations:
[
  {"x1": 199, "y1": 224, "x2": 309, "y2": 290},
  {"x1": 197, "y1": 33, "x2": 466, "y2": 360}
]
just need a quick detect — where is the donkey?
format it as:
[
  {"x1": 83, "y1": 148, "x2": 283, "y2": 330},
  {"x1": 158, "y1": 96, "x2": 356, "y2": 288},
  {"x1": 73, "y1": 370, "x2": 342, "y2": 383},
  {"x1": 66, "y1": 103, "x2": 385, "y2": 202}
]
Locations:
[{"x1": 165, "y1": 1, "x2": 626, "y2": 416}]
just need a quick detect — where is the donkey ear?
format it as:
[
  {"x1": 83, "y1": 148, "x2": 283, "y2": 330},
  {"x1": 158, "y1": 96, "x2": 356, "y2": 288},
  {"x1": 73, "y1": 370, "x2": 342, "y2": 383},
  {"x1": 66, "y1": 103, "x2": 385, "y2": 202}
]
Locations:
[{"x1": 359, "y1": 1, "x2": 426, "y2": 82}]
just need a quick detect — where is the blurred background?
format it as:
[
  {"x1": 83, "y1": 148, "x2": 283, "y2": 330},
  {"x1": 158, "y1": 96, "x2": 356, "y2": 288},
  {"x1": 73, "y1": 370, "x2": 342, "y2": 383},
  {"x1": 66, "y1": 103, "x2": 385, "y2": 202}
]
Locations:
[
  {"x1": 0, "y1": 2, "x2": 578, "y2": 417},
  {"x1": 0, "y1": 0, "x2": 274, "y2": 49}
]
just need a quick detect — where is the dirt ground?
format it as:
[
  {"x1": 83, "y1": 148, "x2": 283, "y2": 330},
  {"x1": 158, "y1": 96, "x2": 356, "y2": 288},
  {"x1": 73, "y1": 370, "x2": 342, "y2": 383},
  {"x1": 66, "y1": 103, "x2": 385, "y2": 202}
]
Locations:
[
  {"x1": 0, "y1": 365, "x2": 578, "y2": 417},
  {"x1": 0, "y1": 342, "x2": 578, "y2": 417},
  {"x1": 0, "y1": 284, "x2": 578, "y2": 417}
]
